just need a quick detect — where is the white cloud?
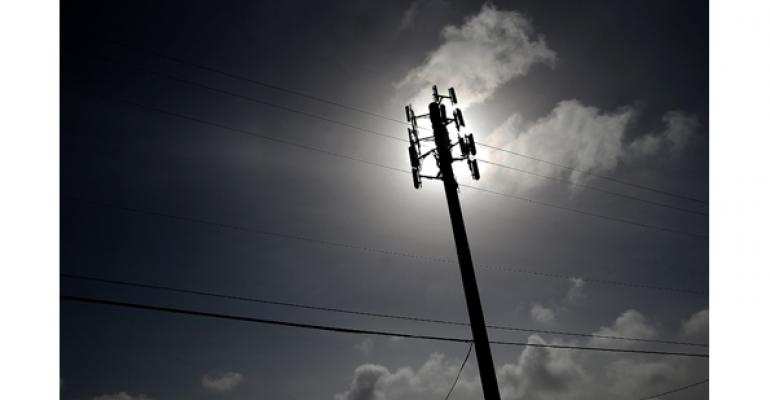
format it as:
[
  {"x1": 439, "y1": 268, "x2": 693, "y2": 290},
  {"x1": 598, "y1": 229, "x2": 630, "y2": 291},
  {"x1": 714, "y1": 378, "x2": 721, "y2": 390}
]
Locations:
[
  {"x1": 334, "y1": 353, "x2": 477, "y2": 400},
  {"x1": 485, "y1": 101, "x2": 699, "y2": 193},
  {"x1": 398, "y1": 5, "x2": 699, "y2": 196},
  {"x1": 628, "y1": 110, "x2": 699, "y2": 157},
  {"x1": 681, "y1": 308, "x2": 708, "y2": 342},
  {"x1": 334, "y1": 364, "x2": 389, "y2": 400},
  {"x1": 398, "y1": 3, "x2": 555, "y2": 107},
  {"x1": 92, "y1": 393, "x2": 151, "y2": 400},
  {"x1": 566, "y1": 277, "x2": 585, "y2": 304},
  {"x1": 335, "y1": 309, "x2": 708, "y2": 400},
  {"x1": 356, "y1": 337, "x2": 375, "y2": 356},
  {"x1": 485, "y1": 100, "x2": 635, "y2": 190},
  {"x1": 498, "y1": 335, "x2": 586, "y2": 400},
  {"x1": 530, "y1": 303, "x2": 555, "y2": 324},
  {"x1": 201, "y1": 371, "x2": 243, "y2": 392},
  {"x1": 663, "y1": 111, "x2": 699, "y2": 152},
  {"x1": 591, "y1": 309, "x2": 658, "y2": 347}
]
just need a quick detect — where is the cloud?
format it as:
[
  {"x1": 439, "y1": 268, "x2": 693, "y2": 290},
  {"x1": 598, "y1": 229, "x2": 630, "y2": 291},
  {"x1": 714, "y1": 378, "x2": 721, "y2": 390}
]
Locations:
[
  {"x1": 485, "y1": 100, "x2": 635, "y2": 189},
  {"x1": 566, "y1": 277, "x2": 585, "y2": 304},
  {"x1": 355, "y1": 337, "x2": 375, "y2": 356},
  {"x1": 530, "y1": 303, "x2": 556, "y2": 324},
  {"x1": 397, "y1": 4, "x2": 699, "y2": 196},
  {"x1": 335, "y1": 364, "x2": 389, "y2": 400},
  {"x1": 201, "y1": 371, "x2": 243, "y2": 392},
  {"x1": 628, "y1": 110, "x2": 700, "y2": 157},
  {"x1": 398, "y1": 3, "x2": 555, "y2": 107},
  {"x1": 92, "y1": 393, "x2": 151, "y2": 400},
  {"x1": 485, "y1": 101, "x2": 700, "y2": 193},
  {"x1": 498, "y1": 335, "x2": 586, "y2": 400},
  {"x1": 334, "y1": 353, "x2": 477, "y2": 400},
  {"x1": 591, "y1": 309, "x2": 658, "y2": 347},
  {"x1": 681, "y1": 308, "x2": 708, "y2": 342},
  {"x1": 335, "y1": 309, "x2": 708, "y2": 400}
]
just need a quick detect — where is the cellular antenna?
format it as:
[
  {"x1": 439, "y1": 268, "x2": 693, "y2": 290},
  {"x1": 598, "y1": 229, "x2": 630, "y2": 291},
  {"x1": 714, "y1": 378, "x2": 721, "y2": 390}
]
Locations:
[{"x1": 402, "y1": 86, "x2": 497, "y2": 400}]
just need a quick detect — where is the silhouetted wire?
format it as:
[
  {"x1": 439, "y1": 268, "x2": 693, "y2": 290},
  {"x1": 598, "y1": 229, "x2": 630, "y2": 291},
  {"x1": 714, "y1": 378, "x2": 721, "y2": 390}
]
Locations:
[
  {"x1": 637, "y1": 379, "x2": 708, "y2": 400},
  {"x1": 107, "y1": 40, "x2": 409, "y2": 126},
  {"x1": 64, "y1": 196, "x2": 453, "y2": 264},
  {"x1": 61, "y1": 295, "x2": 709, "y2": 358},
  {"x1": 66, "y1": 88, "x2": 408, "y2": 175},
  {"x1": 64, "y1": 88, "x2": 707, "y2": 239},
  {"x1": 475, "y1": 142, "x2": 708, "y2": 205},
  {"x1": 82, "y1": 52, "x2": 706, "y2": 218},
  {"x1": 457, "y1": 183, "x2": 706, "y2": 239},
  {"x1": 61, "y1": 273, "x2": 708, "y2": 347},
  {"x1": 103, "y1": 40, "x2": 708, "y2": 206},
  {"x1": 477, "y1": 159, "x2": 707, "y2": 217},
  {"x1": 83, "y1": 52, "x2": 407, "y2": 143},
  {"x1": 444, "y1": 343, "x2": 473, "y2": 400},
  {"x1": 63, "y1": 196, "x2": 708, "y2": 296}
]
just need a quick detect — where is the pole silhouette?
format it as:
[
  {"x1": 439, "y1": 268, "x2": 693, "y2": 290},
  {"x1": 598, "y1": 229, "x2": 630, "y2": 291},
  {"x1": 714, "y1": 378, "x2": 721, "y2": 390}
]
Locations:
[{"x1": 406, "y1": 87, "x2": 500, "y2": 400}]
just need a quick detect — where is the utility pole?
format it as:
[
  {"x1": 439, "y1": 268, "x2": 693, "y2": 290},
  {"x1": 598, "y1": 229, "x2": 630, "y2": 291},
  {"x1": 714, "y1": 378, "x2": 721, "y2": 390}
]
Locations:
[{"x1": 405, "y1": 86, "x2": 501, "y2": 400}]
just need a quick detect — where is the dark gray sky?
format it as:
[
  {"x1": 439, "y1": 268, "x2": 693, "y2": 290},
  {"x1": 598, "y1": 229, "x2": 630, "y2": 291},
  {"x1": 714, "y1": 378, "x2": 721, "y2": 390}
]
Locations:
[{"x1": 61, "y1": 1, "x2": 708, "y2": 399}]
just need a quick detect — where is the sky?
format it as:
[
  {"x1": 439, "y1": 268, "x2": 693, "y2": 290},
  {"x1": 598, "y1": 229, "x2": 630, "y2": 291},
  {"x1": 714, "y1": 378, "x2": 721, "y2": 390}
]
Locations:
[{"x1": 60, "y1": 1, "x2": 708, "y2": 399}]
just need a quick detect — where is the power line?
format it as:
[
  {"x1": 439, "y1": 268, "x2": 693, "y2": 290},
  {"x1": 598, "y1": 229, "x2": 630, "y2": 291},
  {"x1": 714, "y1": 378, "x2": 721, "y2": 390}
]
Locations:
[
  {"x1": 82, "y1": 52, "x2": 407, "y2": 144},
  {"x1": 477, "y1": 159, "x2": 707, "y2": 217},
  {"x1": 65, "y1": 89, "x2": 707, "y2": 239},
  {"x1": 69, "y1": 41, "x2": 711, "y2": 395},
  {"x1": 444, "y1": 343, "x2": 473, "y2": 400},
  {"x1": 458, "y1": 183, "x2": 706, "y2": 239},
  {"x1": 60, "y1": 295, "x2": 709, "y2": 358},
  {"x1": 475, "y1": 142, "x2": 708, "y2": 206},
  {"x1": 477, "y1": 262, "x2": 707, "y2": 296},
  {"x1": 102, "y1": 40, "x2": 708, "y2": 206},
  {"x1": 64, "y1": 196, "x2": 454, "y2": 264},
  {"x1": 82, "y1": 52, "x2": 706, "y2": 218},
  {"x1": 637, "y1": 379, "x2": 708, "y2": 400},
  {"x1": 63, "y1": 196, "x2": 708, "y2": 296},
  {"x1": 66, "y1": 88, "x2": 408, "y2": 174},
  {"x1": 107, "y1": 40, "x2": 409, "y2": 127},
  {"x1": 61, "y1": 273, "x2": 708, "y2": 347}
]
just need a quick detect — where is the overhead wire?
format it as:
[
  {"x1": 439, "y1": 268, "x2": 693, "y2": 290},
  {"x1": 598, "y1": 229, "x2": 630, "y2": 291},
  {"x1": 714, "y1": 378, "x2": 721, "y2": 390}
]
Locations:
[
  {"x1": 444, "y1": 343, "x2": 473, "y2": 400},
  {"x1": 107, "y1": 40, "x2": 409, "y2": 127},
  {"x1": 457, "y1": 183, "x2": 706, "y2": 239},
  {"x1": 64, "y1": 88, "x2": 707, "y2": 239},
  {"x1": 63, "y1": 196, "x2": 708, "y2": 296},
  {"x1": 62, "y1": 41, "x2": 711, "y2": 400},
  {"x1": 102, "y1": 40, "x2": 708, "y2": 206},
  {"x1": 477, "y1": 159, "x2": 707, "y2": 217},
  {"x1": 61, "y1": 273, "x2": 709, "y2": 347},
  {"x1": 83, "y1": 52, "x2": 407, "y2": 143},
  {"x1": 476, "y1": 142, "x2": 708, "y2": 206},
  {"x1": 637, "y1": 379, "x2": 708, "y2": 400},
  {"x1": 61, "y1": 295, "x2": 709, "y2": 358},
  {"x1": 79, "y1": 51, "x2": 706, "y2": 219}
]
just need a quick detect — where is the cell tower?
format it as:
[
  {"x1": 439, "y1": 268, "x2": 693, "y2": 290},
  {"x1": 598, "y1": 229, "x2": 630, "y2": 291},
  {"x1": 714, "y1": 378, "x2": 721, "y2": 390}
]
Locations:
[{"x1": 405, "y1": 86, "x2": 500, "y2": 400}]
